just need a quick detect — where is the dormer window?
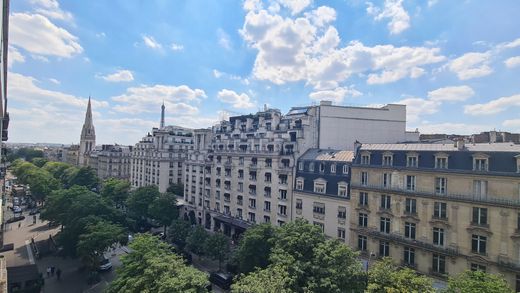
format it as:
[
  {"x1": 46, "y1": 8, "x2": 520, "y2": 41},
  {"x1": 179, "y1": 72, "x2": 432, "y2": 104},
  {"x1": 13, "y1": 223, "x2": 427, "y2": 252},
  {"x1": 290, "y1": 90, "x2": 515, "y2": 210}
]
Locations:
[
  {"x1": 319, "y1": 163, "x2": 325, "y2": 173},
  {"x1": 342, "y1": 165, "x2": 349, "y2": 174},
  {"x1": 314, "y1": 179, "x2": 326, "y2": 194},
  {"x1": 382, "y1": 153, "x2": 393, "y2": 166},
  {"x1": 296, "y1": 178, "x2": 304, "y2": 190},
  {"x1": 361, "y1": 154, "x2": 370, "y2": 165},
  {"x1": 473, "y1": 154, "x2": 489, "y2": 171},
  {"x1": 406, "y1": 154, "x2": 418, "y2": 168},
  {"x1": 298, "y1": 162, "x2": 303, "y2": 171},
  {"x1": 309, "y1": 163, "x2": 315, "y2": 172},
  {"x1": 435, "y1": 156, "x2": 448, "y2": 169},
  {"x1": 331, "y1": 164, "x2": 336, "y2": 173}
]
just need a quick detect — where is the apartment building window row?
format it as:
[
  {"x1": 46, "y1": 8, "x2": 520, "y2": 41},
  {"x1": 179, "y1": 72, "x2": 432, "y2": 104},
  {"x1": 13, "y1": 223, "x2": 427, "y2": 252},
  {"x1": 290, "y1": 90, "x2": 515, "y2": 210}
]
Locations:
[
  {"x1": 359, "y1": 192, "x2": 369, "y2": 206},
  {"x1": 380, "y1": 217, "x2": 391, "y2": 233},
  {"x1": 382, "y1": 154, "x2": 393, "y2": 166},
  {"x1": 405, "y1": 198, "x2": 416, "y2": 214},
  {"x1": 407, "y1": 155, "x2": 418, "y2": 168},
  {"x1": 296, "y1": 178, "x2": 304, "y2": 190},
  {"x1": 435, "y1": 177, "x2": 447, "y2": 195},
  {"x1": 404, "y1": 247, "x2": 415, "y2": 266},
  {"x1": 404, "y1": 222, "x2": 416, "y2": 239},
  {"x1": 432, "y1": 254, "x2": 446, "y2": 274},
  {"x1": 338, "y1": 183, "x2": 348, "y2": 197},
  {"x1": 379, "y1": 241, "x2": 390, "y2": 257},
  {"x1": 359, "y1": 213, "x2": 368, "y2": 227},
  {"x1": 358, "y1": 235, "x2": 367, "y2": 251},
  {"x1": 434, "y1": 202, "x2": 447, "y2": 219},
  {"x1": 338, "y1": 206, "x2": 347, "y2": 219},
  {"x1": 380, "y1": 195, "x2": 391, "y2": 210},
  {"x1": 433, "y1": 227, "x2": 444, "y2": 246},
  {"x1": 337, "y1": 228, "x2": 346, "y2": 240},
  {"x1": 471, "y1": 234, "x2": 487, "y2": 255},
  {"x1": 314, "y1": 181, "x2": 326, "y2": 194},
  {"x1": 313, "y1": 202, "x2": 325, "y2": 214},
  {"x1": 472, "y1": 207, "x2": 488, "y2": 226}
]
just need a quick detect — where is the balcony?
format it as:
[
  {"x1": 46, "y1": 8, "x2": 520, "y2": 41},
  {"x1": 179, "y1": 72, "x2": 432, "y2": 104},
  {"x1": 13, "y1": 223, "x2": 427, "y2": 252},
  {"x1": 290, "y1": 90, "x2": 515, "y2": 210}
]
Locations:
[{"x1": 351, "y1": 183, "x2": 520, "y2": 208}]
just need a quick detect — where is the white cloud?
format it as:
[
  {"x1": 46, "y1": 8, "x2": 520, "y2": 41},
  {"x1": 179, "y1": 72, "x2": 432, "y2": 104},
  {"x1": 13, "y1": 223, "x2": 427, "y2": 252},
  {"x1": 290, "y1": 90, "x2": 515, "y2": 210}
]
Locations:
[
  {"x1": 48, "y1": 78, "x2": 60, "y2": 84},
  {"x1": 111, "y1": 84, "x2": 206, "y2": 114},
  {"x1": 427, "y1": 85, "x2": 474, "y2": 102},
  {"x1": 8, "y1": 46, "x2": 25, "y2": 67},
  {"x1": 304, "y1": 6, "x2": 336, "y2": 27},
  {"x1": 99, "y1": 69, "x2": 135, "y2": 82},
  {"x1": 10, "y1": 13, "x2": 83, "y2": 58},
  {"x1": 309, "y1": 86, "x2": 362, "y2": 103},
  {"x1": 503, "y1": 119, "x2": 520, "y2": 131},
  {"x1": 142, "y1": 35, "x2": 162, "y2": 50},
  {"x1": 464, "y1": 94, "x2": 520, "y2": 115},
  {"x1": 29, "y1": 0, "x2": 73, "y2": 22},
  {"x1": 501, "y1": 38, "x2": 520, "y2": 49},
  {"x1": 448, "y1": 52, "x2": 493, "y2": 80},
  {"x1": 213, "y1": 69, "x2": 223, "y2": 78},
  {"x1": 277, "y1": 0, "x2": 313, "y2": 15},
  {"x1": 217, "y1": 29, "x2": 232, "y2": 50},
  {"x1": 170, "y1": 43, "x2": 184, "y2": 51},
  {"x1": 217, "y1": 89, "x2": 256, "y2": 109},
  {"x1": 96, "y1": 32, "x2": 106, "y2": 38},
  {"x1": 397, "y1": 97, "x2": 439, "y2": 123},
  {"x1": 367, "y1": 0, "x2": 410, "y2": 35},
  {"x1": 427, "y1": 0, "x2": 439, "y2": 7},
  {"x1": 504, "y1": 56, "x2": 520, "y2": 68},
  {"x1": 415, "y1": 122, "x2": 493, "y2": 135}
]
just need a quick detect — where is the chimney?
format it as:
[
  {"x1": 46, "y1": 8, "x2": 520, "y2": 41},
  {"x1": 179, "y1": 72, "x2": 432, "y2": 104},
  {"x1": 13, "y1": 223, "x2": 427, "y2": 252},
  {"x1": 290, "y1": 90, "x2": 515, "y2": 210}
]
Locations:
[{"x1": 456, "y1": 139, "x2": 465, "y2": 150}]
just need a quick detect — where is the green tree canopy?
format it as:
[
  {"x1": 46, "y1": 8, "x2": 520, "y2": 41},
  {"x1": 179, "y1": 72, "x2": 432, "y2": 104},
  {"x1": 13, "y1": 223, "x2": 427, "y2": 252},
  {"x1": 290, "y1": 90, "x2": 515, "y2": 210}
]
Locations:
[
  {"x1": 167, "y1": 183, "x2": 184, "y2": 196},
  {"x1": 25, "y1": 168, "x2": 61, "y2": 200},
  {"x1": 232, "y1": 264, "x2": 294, "y2": 293},
  {"x1": 7, "y1": 148, "x2": 44, "y2": 162},
  {"x1": 186, "y1": 226, "x2": 208, "y2": 256},
  {"x1": 67, "y1": 166, "x2": 99, "y2": 190},
  {"x1": 444, "y1": 270, "x2": 513, "y2": 293},
  {"x1": 31, "y1": 157, "x2": 48, "y2": 168},
  {"x1": 149, "y1": 192, "x2": 179, "y2": 233},
  {"x1": 204, "y1": 232, "x2": 230, "y2": 270},
  {"x1": 235, "y1": 223, "x2": 276, "y2": 273},
  {"x1": 168, "y1": 219, "x2": 192, "y2": 249},
  {"x1": 11, "y1": 160, "x2": 39, "y2": 183},
  {"x1": 101, "y1": 178, "x2": 131, "y2": 208},
  {"x1": 77, "y1": 219, "x2": 127, "y2": 270},
  {"x1": 43, "y1": 161, "x2": 77, "y2": 185},
  {"x1": 126, "y1": 185, "x2": 160, "y2": 222},
  {"x1": 368, "y1": 257, "x2": 434, "y2": 293},
  {"x1": 107, "y1": 234, "x2": 209, "y2": 293}
]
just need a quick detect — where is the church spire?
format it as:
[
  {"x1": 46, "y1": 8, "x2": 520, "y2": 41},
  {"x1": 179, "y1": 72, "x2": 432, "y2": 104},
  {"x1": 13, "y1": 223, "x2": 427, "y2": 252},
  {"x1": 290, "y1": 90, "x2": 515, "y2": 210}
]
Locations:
[
  {"x1": 160, "y1": 101, "x2": 165, "y2": 128},
  {"x1": 84, "y1": 96, "x2": 93, "y2": 125},
  {"x1": 79, "y1": 96, "x2": 96, "y2": 166}
]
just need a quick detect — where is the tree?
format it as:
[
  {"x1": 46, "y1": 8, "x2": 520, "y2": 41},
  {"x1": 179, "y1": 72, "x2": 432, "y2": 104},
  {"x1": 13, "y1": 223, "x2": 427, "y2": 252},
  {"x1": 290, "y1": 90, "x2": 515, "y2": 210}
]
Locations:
[
  {"x1": 444, "y1": 270, "x2": 513, "y2": 293},
  {"x1": 67, "y1": 166, "x2": 99, "y2": 190},
  {"x1": 368, "y1": 257, "x2": 434, "y2": 293},
  {"x1": 204, "y1": 232, "x2": 230, "y2": 270},
  {"x1": 186, "y1": 226, "x2": 208, "y2": 255},
  {"x1": 235, "y1": 223, "x2": 276, "y2": 273},
  {"x1": 31, "y1": 157, "x2": 48, "y2": 168},
  {"x1": 11, "y1": 160, "x2": 39, "y2": 183},
  {"x1": 25, "y1": 169, "x2": 61, "y2": 200},
  {"x1": 101, "y1": 178, "x2": 131, "y2": 208},
  {"x1": 42, "y1": 161, "x2": 74, "y2": 184},
  {"x1": 232, "y1": 264, "x2": 294, "y2": 293},
  {"x1": 107, "y1": 234, "x2": 209, "y2": 293},
  {"x1": 167, "y1": 183, "x2": 184, "y2": 196},
  {"x1": 77, "y1": 220, "x2": 127, "y2": 270},
  {"x1": 126, "y1": 186, "x2": 160, "y2": 223},
  {"x1": 168, "y1": 219, "x2": 192, "y2": 249},
  {"x1": 7, "y1": 148, "x2": 44, "y2": 162},
  {"x1": 149, "y1": 192, "x2": 179, "y2": 233}
]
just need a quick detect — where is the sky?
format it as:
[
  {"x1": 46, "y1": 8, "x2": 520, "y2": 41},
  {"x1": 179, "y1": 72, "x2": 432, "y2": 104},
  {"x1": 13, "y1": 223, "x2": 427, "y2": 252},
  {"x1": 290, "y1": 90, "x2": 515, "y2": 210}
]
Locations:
[{"x1": 7, "y1": 0, "x2": 520, "y2": 145}]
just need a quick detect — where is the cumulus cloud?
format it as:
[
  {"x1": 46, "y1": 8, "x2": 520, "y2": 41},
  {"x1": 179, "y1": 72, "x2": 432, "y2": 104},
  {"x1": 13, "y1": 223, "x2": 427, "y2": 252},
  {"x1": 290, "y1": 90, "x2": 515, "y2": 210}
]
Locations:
[
  {"x1": 99, "y1": 69, "x2": 135, "y2": 82},
  {"x1": 142, "y1": 35, "x2": 162, "y2": 50},
  {"x1": 10, "y1": 13, "x2": 83, "y2": 58},
  {"x1": 8, "y1": 46, "x2": 25, "y2": 67},
  {"x1": 504, "y1": 56, "x2": 520, "y2": 68},
  {"x1": 397, "y1": 97, "x2": 439, "y2": 123},
  {"x1": 278, "y1": 0, "x2": 313, "y2": 15},
  {"x1": 427, "y1": 85, "x2": 474, "y2": 102},
  {"x1": 170, "y1": 43, "x2": 184, "y2": 51},
  {"x1": 217, "y1": 89, "x2": 256, "y2": 109},
  {"x1": 309, "y1": 86, "x2": 362, "y2": 103},
  {"x1": 448, "y1": 52, "x2": 493, "y2": 80},
  {"x1": 217, "y1": 29, "x2": 232, "y2": 50},
  {"x1": 367, "y1": 0, "x2": 410, "y2": 35},
  {"x1": 111, "y1": 84, "x2": 206, "y2": 114},
  {"x1": 464, "y1": 94, "x2": 520, "y2": 115},
  {"x1": 48, "y1": 78, "x2": 60, "y2": 84},
  {"x1": 29, "y1": 0, "x2": 74, "y2": 22}
]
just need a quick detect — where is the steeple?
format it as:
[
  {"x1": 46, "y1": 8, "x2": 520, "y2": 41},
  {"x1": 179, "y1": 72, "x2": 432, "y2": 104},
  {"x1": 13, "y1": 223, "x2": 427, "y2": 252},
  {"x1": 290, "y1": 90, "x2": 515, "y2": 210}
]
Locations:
[
  {"x1": 78, "y1": 96, "x2": 96, "y2": 166},
  {"x1": 160, "y1": 101, "x2": 165, "y2": 129}
]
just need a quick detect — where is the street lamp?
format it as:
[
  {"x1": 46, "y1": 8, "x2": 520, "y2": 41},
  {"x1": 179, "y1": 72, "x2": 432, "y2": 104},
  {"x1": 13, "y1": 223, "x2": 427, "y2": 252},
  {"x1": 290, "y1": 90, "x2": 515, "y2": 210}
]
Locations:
[{"x1": 365, "y1": 251, "x2": 376, "y2": 288}]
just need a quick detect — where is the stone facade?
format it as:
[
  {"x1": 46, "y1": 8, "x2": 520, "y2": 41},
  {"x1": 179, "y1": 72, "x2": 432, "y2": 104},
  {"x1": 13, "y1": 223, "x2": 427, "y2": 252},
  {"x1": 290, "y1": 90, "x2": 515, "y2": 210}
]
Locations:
[{"x1": 89, "y1": 144, "x2": 132, "y2": 180}]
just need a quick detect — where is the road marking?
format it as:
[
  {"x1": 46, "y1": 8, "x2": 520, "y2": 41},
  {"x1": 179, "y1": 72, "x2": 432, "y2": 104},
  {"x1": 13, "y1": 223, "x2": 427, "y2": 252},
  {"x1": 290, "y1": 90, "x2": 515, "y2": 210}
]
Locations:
[{"x1": 25, "y1": 240, "x2": 35, "y2": 264}]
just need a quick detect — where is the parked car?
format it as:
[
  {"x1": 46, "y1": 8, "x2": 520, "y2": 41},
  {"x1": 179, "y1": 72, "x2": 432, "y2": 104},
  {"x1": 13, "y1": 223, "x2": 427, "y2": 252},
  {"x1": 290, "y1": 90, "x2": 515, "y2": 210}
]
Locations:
[
  {"x1": 12, "y1": 206, "x2": 22, "y2": 213},
  {"x1": 209, "y1": 272, "x2": 233, "y2": 290},
  {"x1": 98, "y1": 257, "x2": 112, "y2": 271},
  {"x1": 6, "y1": 216, "x2": 25, "y2": 223}
]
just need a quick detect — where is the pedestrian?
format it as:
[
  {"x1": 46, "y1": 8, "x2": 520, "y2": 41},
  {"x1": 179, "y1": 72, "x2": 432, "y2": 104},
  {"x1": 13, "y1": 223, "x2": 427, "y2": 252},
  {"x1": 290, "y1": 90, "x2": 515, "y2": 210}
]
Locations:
[
  {"x1": 51, "y1": 266, "x2": 55, "y2": 276},
  {"x1": 56, "y1": 268, "x2": 61, "y2": 280},
  {"x1": 46, "y1": 267, "x2": 51, "y2": 277},
  {"x1": 18, "y1": 222, "x2": 21, "y2": 229}
]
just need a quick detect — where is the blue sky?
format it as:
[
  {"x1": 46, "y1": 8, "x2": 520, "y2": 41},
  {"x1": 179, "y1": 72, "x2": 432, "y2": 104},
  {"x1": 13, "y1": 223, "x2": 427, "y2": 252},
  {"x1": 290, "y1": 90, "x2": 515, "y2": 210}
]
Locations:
[{"x1": 7, "y1": 0, "x2": 520, "y2": 145}]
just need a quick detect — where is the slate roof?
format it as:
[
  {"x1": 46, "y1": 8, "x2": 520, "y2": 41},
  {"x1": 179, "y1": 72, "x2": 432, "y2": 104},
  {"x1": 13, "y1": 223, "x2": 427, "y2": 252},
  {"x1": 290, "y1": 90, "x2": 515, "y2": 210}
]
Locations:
[{"x1": 299, "y1": 148, "x2": 355, "y2": 162}]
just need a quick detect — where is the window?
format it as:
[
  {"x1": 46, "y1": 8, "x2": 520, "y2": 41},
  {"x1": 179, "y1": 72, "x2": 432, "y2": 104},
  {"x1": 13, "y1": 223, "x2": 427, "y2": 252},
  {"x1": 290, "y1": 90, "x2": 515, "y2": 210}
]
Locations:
[
  {"x1": 403, "y1": 247, "x2": 415, "y2": 266},
  {"x1": 264, "y1": 215, "x2": 270, "y2": 223},
  {"x1": 471, "y1": 235, "x2": 487, "y2": 254},
  {"x1": 358, "y1": 235, "x2": 367, "y2": 251},
  {"x1": 361, "y1": 154, "x2": 370, "y2": 165},
  {"x1": 405, "y1": 198, "x2": 417, "y2": 214},
  {"x1": 407, "y1": 156, "x2": 418, "y2": 167},
  {"x1": 331, "y1": 164, "x2": 336, "y2": 173},
  {"x1": 238, "y1": 182, "x2": 243, "y2": 192},
  {"x1": 473, "y1": 180, "x2": 488, "y2": 199},
  {"x1": 296, "y1": 199, "x2": 302, "y2": 210},
  {"x1": 249, "y1": 198, "x2": 256, "y2": 208},
  {"x1": 383, "y1": 173, "x2": 392, "y2": 188},
  {"x1": 319, "y1": 163, "x2": 325, "y2": 173},
  {"x1": 435, "y1": 157, "x2": 448, "y2": 169},
  {"x1": 215, "y1": 202, "x2": 220, "y2": 212},
  {"x1": 471, "y1": 263, "x2": 486, "y2": 272},
  {"x1": 237, "y1": 195, "x2": 243, "y2": 206},
  {"x1": 338, "y1": 206, "x2": 347, "y2": 219},
  {"x1": 474, "y1": 158, "x2": 488, "y2": 171},
  {"x1": 382, "y1": 155, "x2": 393, "y2": 166},
  {"x1": 278, "y1": 205, "x2": 287, "y2": 215},
  {"x1": 433, "y1": 227, "x2": 444, "y2": 246},
  {"x1": 338, "y1": 184, "x2": 347, "y2": 197},
  {"x1": 279, "y1": 189, "x2": 287, "y2": 200},
  {"x1": 313, "y1": 202, "x2": 325, "y2": 214},
  {"x1": 266, "y1": 158, "x2": 272, "y2": 167},
  {"x1": 359, "y1": 192, "x2": 369, "y2": 206},
  {"x1": 298, "y1": 162, "x2": 303, "y2": 171},
  {"x1": 379, "y1": 241, "x2": 390, "y2": 257},
  {"x1": 313, "y1": 221, "x2": 324, "y2": 232},
  {"x1": 338, "y1": 228, "x2": 346, "y2": 240},
  {"x1": 314, "y1": 182, "x2": 326, "y2": 193},
  {"x1": 380, "y1": 194, "x2": 391, "y2": 210},
  {"x1": 264, "y1": 201, "x2": 271, "y2": 212},
  {"x1": 265, "y1": 173, "x2": 272, "y2": 182},
  {"x1": 361, "y1": 172, "x2": 368, "y2": 186},
  {"x1": 472, "y1": 207, "x2": 488, "y2": 226},
  {"x1": 296, "y1": 179, "x2": 304, "y2": 190},
  {"x1": 342, "y1": 165, "x2": 349, "y2": 174},
  {"x1": 359, "y1": 213, "x2": 368, "y2": 227},
  {"x1": 249, "y1": 212, "x2": 256, "y2": 223},
  {"x1": 434, "y1": 202, "x2": 447, "y2": 219},
  {"x1": 406, "y1": 175, "x2": 416, "y2": 191},
  {"x1": 435, "y1": 177, "x2": 447, "y2": 195},
  {"x1": 432, "y1": 254, "x2": 446, "y2": 274},
  {"x1": 380, "y1": 217, "x2": 391, "y2": 233},
  {"x1": 309, "y1": 163, "x2": 315, "y2": 172},
  {"x1": 404, "y1": 222, "x2": 416, "y2": 239}
]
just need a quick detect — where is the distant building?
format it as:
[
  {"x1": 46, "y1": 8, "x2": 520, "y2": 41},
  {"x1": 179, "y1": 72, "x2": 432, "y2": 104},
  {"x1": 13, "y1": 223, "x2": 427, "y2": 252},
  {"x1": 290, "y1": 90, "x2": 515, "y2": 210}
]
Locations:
[
  {"x1": 89, "y1": 144, "x2": 132, "y2": 180},
  {"x1": 471, "y1": 131, "x2": 520, "y2": 144},
  {"x1": 65, "y1": 144, "x2": 79, "y2": 166},
  {"x1": 78, "y1": 97, "x2": 96, "y2": 166}
]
